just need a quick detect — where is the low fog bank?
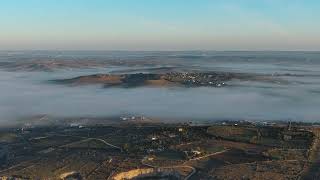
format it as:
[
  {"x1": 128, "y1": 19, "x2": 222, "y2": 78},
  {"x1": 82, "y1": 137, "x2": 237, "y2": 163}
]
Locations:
[
  {"x1": 1, "y1": 69, "x2": 320, "y2": 127},
  {"x1": 1, "y1": 51, "x2": 320, "y2": 127}
]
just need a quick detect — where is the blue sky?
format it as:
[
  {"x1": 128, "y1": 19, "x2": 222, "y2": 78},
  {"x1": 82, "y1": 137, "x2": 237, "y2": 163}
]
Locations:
[{"x1": 0, "y1": 0, "x2": 319, "y2": 50}]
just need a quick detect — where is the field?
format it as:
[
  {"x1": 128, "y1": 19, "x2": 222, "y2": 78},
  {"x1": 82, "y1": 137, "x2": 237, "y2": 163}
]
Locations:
[{"x1": 0, "y1": 122, "x2": 318, "y2": 179}]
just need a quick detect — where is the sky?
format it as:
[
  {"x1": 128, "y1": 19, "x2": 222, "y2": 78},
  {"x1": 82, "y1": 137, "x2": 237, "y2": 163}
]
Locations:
[{"x1": 0, "y1": 0, "x2": 320, "y2": 51}]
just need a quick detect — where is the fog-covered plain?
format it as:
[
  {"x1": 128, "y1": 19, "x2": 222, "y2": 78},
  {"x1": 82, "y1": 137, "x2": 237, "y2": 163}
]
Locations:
[{"x1": 1, "y1": 51, "x2": 320, "y2": 126}]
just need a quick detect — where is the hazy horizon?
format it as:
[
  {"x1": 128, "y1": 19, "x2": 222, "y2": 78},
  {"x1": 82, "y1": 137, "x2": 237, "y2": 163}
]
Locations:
[{"x1": 1, "y1": 51, "x2": 320, "y2": 126}]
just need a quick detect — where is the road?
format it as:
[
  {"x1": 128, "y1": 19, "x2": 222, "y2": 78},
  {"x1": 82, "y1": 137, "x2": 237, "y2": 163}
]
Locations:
[
  {"x1": 53, "y1": 134, "x2": 122, "y2": 151},
  {"x1": 141, "y1": 158, "x2": 196, "y2": 180},
  {"x1": 188, "y1": 149, "x2": 229, "y2": 161},
  {"x1": 140, "y1": 149, "x2": 229, "y2": 180},
  {"x1": 0, "y1": 159, "x2": 39, "y2": 174}
]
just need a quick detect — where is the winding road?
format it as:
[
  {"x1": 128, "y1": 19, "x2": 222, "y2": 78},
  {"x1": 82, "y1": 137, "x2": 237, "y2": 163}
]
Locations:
[{"x1": 141, "y1": 158, "x2": 196, "y2": 180}]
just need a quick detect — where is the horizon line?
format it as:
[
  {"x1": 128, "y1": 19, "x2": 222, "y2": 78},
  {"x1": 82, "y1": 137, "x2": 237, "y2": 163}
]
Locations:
[{"x1": 1, "y1": 49, "x2": 320, "y2": 52}]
